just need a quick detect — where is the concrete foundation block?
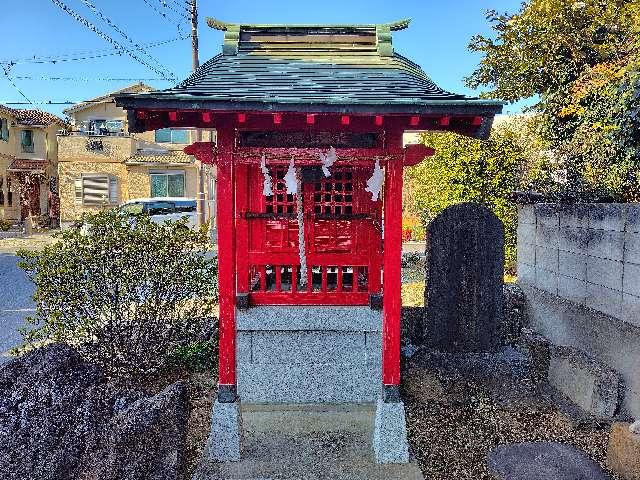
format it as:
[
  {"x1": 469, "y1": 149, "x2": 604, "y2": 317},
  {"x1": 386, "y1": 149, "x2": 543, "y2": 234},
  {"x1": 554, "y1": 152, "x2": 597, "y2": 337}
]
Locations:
[
  {"x1": 586, "y1": 257, "x2": 623, "y2": 292},
  {"x1": 624, "y1": 263, "x2": 640, "y2": 298},
  {"x1": 607, "y1": 422, "x2": 640, "y2": 480},
  {"x1": 588, "y1": 203, "x2": 626, "y2": 232},
  {"x1": 203, "y1": 399, "x2": 242, "y2": 462},
  {"x1": 548, "y1": 345, "x2": 623, "y2": 418},
  {"x1": 373, "y1": 399, "x2": 410, "y2": 464}
]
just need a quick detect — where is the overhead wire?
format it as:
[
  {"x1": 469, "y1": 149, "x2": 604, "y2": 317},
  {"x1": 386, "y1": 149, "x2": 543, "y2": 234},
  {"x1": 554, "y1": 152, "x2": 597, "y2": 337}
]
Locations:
[
  {"x1": 1, "y1": 65, "x2": 36, "y2": 107},
  {"x1": 48, "y1": 0, "x2": 176, "y2": 80},
  {"x1": 76, "y1": 0, "x2": 175, "y2": 79},
  {"x1": 140, "y1": 0, "x2": 188, "y2": 27}
]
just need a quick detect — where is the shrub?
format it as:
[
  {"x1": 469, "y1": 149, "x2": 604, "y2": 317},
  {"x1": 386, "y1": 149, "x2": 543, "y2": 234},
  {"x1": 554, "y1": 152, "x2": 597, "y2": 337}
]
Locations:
[
  {"x1": 17, "y1": 209, "x2": 218, "y2": 376},
  {"x1": 0, "y1": 218, "x2": 11, "y2": 231}
]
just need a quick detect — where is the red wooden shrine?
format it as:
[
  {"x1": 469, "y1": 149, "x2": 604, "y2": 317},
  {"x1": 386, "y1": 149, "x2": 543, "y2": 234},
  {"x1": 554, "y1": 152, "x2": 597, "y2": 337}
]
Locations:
[{"x1": 116, "y1": 18, "x2": 502, "y2": 401}]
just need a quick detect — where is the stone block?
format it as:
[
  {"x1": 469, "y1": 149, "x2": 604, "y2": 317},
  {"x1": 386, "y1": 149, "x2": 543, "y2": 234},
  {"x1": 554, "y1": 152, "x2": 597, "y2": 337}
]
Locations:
[
  {"x1": 373, "y1": 400, "x2": 410, "y2": 464},
  {"x1": 586, "y1": 282, "x2": 623, "y2": 319},
  {"x1": 548, "y1": 345, "x2": 623, "y2": 418},
  {"x1": 249, "y1": 331, "x2": 368, "y2": 365},
  {"x1": 365, "y1": 331, "x2": 382, "y2": 363},
  {"x1": 518, "y1": 204, "x2": 536, "y2": 225},
  {"x1": 559, "y1": 204, "x2": 590, "y2": 229},
  {"x1": 625, "y1": 232, "x2": 640, "y2": 265},
  {"x1": 559, "y1": 251, "x2": 587, "y2": 281},
  {"x1": 517, "y1": 242, "x2": 535, "y2": 267},
  {"x1": 588, "y1": 230, "x2": 625, "y2": 261},
  {"x1": 517, "y1": 220, "x2": 536, "y2": 245},
  {"x1": 236, "y1": 306, "x2": 382, "y2": 332},
  {"x1": 627, "y1": 204, "x2": 640, "y2": 233},
  {"x1": 607, "y1": 422, "x2": 640, "y2": 480},
  {"x1": 203, "y1": 399, "x2": 242, "y2": 462},
  {"x1": 624, "y1": 263, "x2": 640, "y2": 297},
  {"x1": 622, "y1": 294, "x2": 640, "y2": 328},
  {"x1": 536, "y1": 246, "x2": 559, "y2": 272},
  {"x1": 518, "y1": 263, "x2": 535, "y2": 285},
  {"x1": 536, "y1": 267, "x2": 558, "y2": 295},
  {"x1": 589, "y1": 203, "x2": 626, "y2": 232},
  {"x1": 534, "y1": 203, "x2": 559, "y2": 228},
  {"x1": 536, "y1": 223, "x2": 559, "y2": 248},
  {"x1": 587, "y1": 257, "x2": 623, "y2": 291},
  {"x1": 236, "y1": 332, "x2": 252, "y2": 363},
  {"x1": 559, "y1": 226, "x2": 591, "y2": 254},
  {"x1": 558, "y1": 275, "x2": 587, "y2": 305},
  {"x1": 237, "y1": 362, "x2": 381, "y2": 403}
]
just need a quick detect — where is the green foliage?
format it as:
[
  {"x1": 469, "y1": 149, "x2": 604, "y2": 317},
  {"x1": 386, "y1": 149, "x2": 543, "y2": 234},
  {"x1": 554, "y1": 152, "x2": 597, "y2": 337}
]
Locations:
[
  {"x1": 0, "y1": 219, "x2": 11, "y2": 231},
  {"x1": 467, "y1": 0, "x2": 640, "y2": 202},
  {"x1": 17, "y1": 209, "x2": 218, "y2": 376},
  {"x1": 169, "y1": 339, "x2": 217, "y2": 373},
  {"x1": 405, "y1": 122, "x2": 532, "y2": 272}
]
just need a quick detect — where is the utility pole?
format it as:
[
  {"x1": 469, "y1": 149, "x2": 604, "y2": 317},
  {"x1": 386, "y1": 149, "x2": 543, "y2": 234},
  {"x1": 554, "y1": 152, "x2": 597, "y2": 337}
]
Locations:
[{"x1": 190, "y1": 0, "x2": 207, "y2": 227}]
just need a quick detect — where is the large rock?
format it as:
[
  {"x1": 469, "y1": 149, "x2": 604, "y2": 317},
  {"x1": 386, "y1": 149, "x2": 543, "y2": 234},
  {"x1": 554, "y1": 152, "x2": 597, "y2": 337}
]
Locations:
[
  {"x1": 0, "y1": 344, "x2": 188, "y2": 480},
  {"x1": 424, "y1": 202, "x2": 504, "y2": 352},
  {"x1": 487, "y1": 442, "x2": 610, "y2": 480}
]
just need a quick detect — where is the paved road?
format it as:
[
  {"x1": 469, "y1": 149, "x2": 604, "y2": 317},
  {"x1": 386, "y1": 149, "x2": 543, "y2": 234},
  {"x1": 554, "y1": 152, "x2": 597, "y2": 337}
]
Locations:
[{"x1": 0, "y1": 254, "x2": 35, "y2": 363}]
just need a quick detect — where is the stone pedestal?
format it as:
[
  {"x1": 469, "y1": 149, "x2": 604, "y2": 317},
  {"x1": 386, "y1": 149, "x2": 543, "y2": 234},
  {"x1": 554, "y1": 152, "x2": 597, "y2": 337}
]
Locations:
[
  {"x1": 373, "y1": 399, "x2": 410, "y2": 464},
  {"x1": 607, "y1": 422, "x2": 640, "y2": 480},
  {"x1": 203, "y1": 398, "x2": 242, "y2": 462}
]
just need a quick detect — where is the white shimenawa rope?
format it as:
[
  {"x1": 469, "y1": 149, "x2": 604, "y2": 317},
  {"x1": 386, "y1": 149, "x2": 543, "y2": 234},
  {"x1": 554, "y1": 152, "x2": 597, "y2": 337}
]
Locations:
[
  {"x1": 260, "y1": 154, "x2": 273, "y2": 196},
  {"x1": 296, "y1": 165, "x2": 307, "y2": 287}
]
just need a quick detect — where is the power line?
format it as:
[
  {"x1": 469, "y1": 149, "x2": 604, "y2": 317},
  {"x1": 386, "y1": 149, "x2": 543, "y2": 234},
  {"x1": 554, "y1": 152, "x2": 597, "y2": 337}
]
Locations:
[
  {"x1": 0, "y1": 36, "x2": 189, "y2": 66},
  {"x1": 152, "y1": 0, "x2": 190, "y2": 20},
  {"x1": 140, "y1": 0, "x2": 187, "y2": 27},
  {"x1": 77, "y1": 0, "x2": 175, "y2": 79},
  {"x1": 12, "y1": 75, "x2": 172, "y2": 82},
  {"x1": 1, "y1": 66, "x2": 35, "y2": 107},
  {"x1": 49, "y1": 0, "x2": 175, "y2": 80}
]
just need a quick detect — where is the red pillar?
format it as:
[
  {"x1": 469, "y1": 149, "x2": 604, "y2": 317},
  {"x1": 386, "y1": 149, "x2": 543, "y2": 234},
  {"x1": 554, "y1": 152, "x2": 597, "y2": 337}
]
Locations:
[
  {"x1": 216, "y1": 127, "x2": 237, "y2": 401},
  {"x1": 382, "y1": 149, "x2": 404, "y2": 391}
]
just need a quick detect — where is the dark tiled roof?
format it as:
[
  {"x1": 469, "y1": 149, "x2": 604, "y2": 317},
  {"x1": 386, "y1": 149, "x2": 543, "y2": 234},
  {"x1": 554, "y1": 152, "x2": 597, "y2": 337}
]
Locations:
[
  {"x1": 125, "y1": 150, "x2": 194, "y2": 165},
  {"x1": 115, "y1": 20, "x2": 502, "y2": 116},
  {"x1": 7, "y1": 159, "x2": 48, "y2": 173}
]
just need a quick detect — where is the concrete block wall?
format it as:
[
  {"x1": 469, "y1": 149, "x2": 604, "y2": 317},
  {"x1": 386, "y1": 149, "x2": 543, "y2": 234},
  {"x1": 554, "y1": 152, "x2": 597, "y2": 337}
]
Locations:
[
  {"x1": 518, "y1": 203, "x2": 640, "y2": 325},
  {"x1": 517, "y1": 203, "x2": 640, "y2": 417}
]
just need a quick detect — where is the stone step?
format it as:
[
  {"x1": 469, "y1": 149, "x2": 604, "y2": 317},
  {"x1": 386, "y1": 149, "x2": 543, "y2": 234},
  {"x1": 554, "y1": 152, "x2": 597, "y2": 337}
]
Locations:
[{"x1": 192, "y1": 404, "x2": 423, "y2": 480}]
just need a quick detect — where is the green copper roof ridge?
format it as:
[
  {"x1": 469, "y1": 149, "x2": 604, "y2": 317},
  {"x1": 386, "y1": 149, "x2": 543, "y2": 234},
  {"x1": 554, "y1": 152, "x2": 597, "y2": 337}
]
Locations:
[{"x1": 206, "y1": 17, "x2": 412, "y2": 32}]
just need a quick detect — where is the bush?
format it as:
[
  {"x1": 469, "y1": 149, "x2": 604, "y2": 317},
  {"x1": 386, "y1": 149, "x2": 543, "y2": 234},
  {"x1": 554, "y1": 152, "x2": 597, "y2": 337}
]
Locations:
[
  {"x1": 17, "y1": 209, "x2": 218, "y2": 376},
  {"x1": 0, "y1": 218, "x2": 11, "y2": 231}
]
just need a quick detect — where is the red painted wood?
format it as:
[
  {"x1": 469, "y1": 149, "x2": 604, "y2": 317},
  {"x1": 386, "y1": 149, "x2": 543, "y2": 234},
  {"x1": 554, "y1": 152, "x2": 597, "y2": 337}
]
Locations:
[
  {"x1": 275, "y1": 265, "x2": 282, "y2": 291},
  {"x1": 249, "y1": 291, "x2": 369, "y2": 305},
  {"x1": 382, "y1": 134, "x2": 404, "y2": 387},
  {"x1": 136, "y1": 110, "x2": 147, "y2": 119},
  {"x1": 183, "y1": 142, "x2": 216, "y2": 165},
  {"x1": 273, "y1": 113, "x2": 282, "y2": 124},
  {"x1": 403, "y1": 144, "x2": 437, "y2": 167},
  {"x1": 409, "y1": 116, "x2": 420, "y2": 126},
  {"x1": 235, "y1": 164, "x2": 250, "y2": 295},
  {"x1": 340, "y1": 115, "x2": 350, "y2": 125},
  {"x1": 321, "y1": 266, "x2": 328, "y2": 292},
  {"x1": 306, "y1": 114, "x2": 315, "y2": 125},
  {"x1": 169, "y1": 111, "x2": 178, "y2": 121},
  {"x1": 472, "y1": 116, "x2": 483, "y2": 126},
  {"x1": 291, "y1": 266, "x2": 298, "y2": 293},
  {"x1": 202, "y1": 112, "x2": 212, "y2": 123},
  {"x1": 216, "y1": 127, "x2": 237, "y2": 387},
  {"x1": 375, "y1": 115, "x2": 384, "y2": 126},
  {"x1": 260, "y1": 265, "x2": 267, "y2": 291},
  {"x1": 439, "y1": 116, "x2": 450, "y2": 126},
  {"x1": 337, "y1": 267, "x2": 343, "y2": 291},
  {"x1": 238, "y1": 113, "x2": 247, "y2": 123}
]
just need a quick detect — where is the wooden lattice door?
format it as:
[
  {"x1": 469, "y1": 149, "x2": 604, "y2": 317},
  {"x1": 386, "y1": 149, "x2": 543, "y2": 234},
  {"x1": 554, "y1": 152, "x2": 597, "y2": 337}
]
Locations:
[{"x1": 241, "y1": 162, "x2": 382, "y2": 305}]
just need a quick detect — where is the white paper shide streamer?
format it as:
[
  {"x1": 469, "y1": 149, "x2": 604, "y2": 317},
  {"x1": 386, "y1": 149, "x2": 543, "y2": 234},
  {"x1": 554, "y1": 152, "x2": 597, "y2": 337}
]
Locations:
[
  {"x1": 260, "y1": 154, "x2": 273, "y2": 196},
  {"x1": 296, "y1": 168, "x2": 307, "y2": 286},
  {"x1": 284, "y1": 156, "x2": 297, "y2": 194},
  {"x1": 365, "y1": 158, "x2": 384, "y2": 201},
  {"x1": 319, "y1": 146, "x2": 337, "y2": 177}
]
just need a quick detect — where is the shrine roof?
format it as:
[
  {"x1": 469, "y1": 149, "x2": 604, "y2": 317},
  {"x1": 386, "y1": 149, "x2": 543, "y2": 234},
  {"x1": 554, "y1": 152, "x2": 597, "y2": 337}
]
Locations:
[{"x1": 115, "y1": 19, "x2": 502, "y2": 117}]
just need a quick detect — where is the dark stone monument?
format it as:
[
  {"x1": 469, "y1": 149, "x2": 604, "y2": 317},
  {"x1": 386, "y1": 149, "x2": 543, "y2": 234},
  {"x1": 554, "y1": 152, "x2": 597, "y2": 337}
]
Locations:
[{"x1": 423, "y1": 202, "x2": 504, "y2": 352}]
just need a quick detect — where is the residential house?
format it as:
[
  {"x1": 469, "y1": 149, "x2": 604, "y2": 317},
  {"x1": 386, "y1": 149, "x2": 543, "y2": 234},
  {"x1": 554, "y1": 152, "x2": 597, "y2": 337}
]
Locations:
[
  {"x1": 0, "y1": 104, "x2": 68, "y2": 224},
  {"x1": 57, "y1": 83, "x2": 216, "y2": 225}
]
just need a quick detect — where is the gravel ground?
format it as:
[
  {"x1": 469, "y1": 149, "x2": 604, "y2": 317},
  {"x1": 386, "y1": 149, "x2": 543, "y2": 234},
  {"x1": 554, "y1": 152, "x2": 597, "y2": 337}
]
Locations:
[
  {"x1": 403, "y1": 361, "x2": 618, "y2": 480},
  {"x1": 0, "y1": 232, "x2": 59, "y2": 254}
]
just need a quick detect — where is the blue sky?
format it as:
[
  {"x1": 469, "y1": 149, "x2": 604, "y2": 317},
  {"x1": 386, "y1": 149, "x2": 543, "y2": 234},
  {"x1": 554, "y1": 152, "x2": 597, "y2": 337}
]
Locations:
[{"x1": 1, "y1": 0, "x2": 531, "y2": 117}]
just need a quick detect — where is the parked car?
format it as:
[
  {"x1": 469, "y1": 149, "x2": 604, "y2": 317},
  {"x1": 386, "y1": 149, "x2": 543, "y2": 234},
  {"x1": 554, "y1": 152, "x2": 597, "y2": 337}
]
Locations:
[{"x1": 120, "y1": 198, "x2": 198, "y2": 228}]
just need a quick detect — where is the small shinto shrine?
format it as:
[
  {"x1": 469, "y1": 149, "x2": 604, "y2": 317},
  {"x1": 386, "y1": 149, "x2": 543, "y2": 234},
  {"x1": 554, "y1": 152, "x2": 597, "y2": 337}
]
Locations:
[{"x1": 116, "y1": 17, "x2": 502, "y2": 466}]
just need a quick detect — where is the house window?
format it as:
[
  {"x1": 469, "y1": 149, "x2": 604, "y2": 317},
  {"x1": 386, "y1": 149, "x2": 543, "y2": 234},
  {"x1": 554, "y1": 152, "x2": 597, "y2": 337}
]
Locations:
[
  {"x1": 150, "y1": 171, "x2": 185, "y2": 197},
  {"x1": 154, "y1": 129, "x2": 189, "y2": 144},
  {"x1": 0, "y1": 118, "x2": 8, "y2": 142},
  {"x1": 0, "y1": 176, "x2": 4, "y2": 205},
  {"x1": 7, "y1": 176, "x2": 12, "y2": 206},
  {"x1": 74, "y1": 174, "x2": 118, "y2": 206},
  {"x1": 21, "y1": 130, "x2": 34, "y2": 153}
]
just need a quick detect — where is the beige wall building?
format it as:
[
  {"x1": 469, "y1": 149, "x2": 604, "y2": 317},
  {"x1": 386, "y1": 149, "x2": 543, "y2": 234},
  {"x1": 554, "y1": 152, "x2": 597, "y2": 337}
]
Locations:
[
  {"x1": 58, "y1": 83, "x2": 216, "y2": 225},
  {"x1": 0, "y1": 104, "x2": 67, "y2": 224}
]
